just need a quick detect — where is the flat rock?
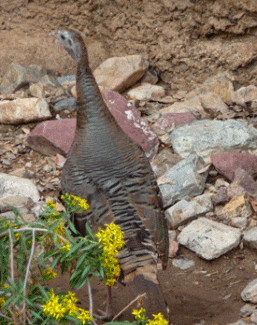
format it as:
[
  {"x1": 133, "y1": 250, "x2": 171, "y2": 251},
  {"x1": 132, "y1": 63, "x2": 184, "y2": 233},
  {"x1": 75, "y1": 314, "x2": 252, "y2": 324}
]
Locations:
[
  {"x1": 218, "y1": 194, "x2": 253, "y2": 224},
  {"x1": 232, "y1": 85, "x2": 257, "y2": 107},
  {"x1": 178, "y1": 217, "x2": 241, "y2": 260},
  {"x1": 152, "y1": 112, "x2": 198, "y2": 134},
  {"x1": 241, "y1": 279, "x2": 257, "y2": 303},
  {"x1": 227, "y1": 168, "x2": 257, "y2": 198},
  {"x1": 186, "y1": 72, "x2": 234, "y2": 104},
  {"x1": 0, "y1": 62, "x2": 47, "y2": 95},
  {"x1": 127, "y1": 83, "x2": 165, "y2": 101},
  {"x1": 199, "y1": 92, "x2": 229, "y2": 117},
  {"x1": 158, "y1": 154, "x2": 209, "y2": 208},
  {"x1": 160, "y1": 96, "x2": 206, "y2": 118},
  {"x1": 0, "y1": 173, "x2": 40, "y2": 203},
  {"x1": 171, "y1": 119, "x2": 257, "y2": 159},
  {"x1": 172, "y1": 257, "x2": 195, "y2": 270},
  {"x1": 0, "y1": 98, "x2": 51, "y2": 124},
  {"x1": 243, "y1": 227, "x2": 257, "y2": 249},
  {"x1": 27, "y1": 91, "x2": 159, "y2": 159},
  {"x1": 211, "y1": 152, "x2": 257, "y2": 181},
  {"x1": 104, "y1": 91, "x2": 159, "y2": 159},
  {"x1": 165, "y1": 194, "x2": 213, "y2": 229},
  {"x1": 27, "y1": 118, "x2": 76, "y2": 156},
  {"x1": 93, "y1": 55, "x2": 149, "y2": 93}
]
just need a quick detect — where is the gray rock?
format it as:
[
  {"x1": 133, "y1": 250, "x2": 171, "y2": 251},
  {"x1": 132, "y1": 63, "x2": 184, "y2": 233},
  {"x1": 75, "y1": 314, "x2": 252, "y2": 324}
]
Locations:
[
  {"x1": 158, "y1": 154, "x2": 209, "y2": 208},
  {"x1": 243, "y1": 227, "x2": 257, "y2": 249},
  {"x1": 172, "y1": 257, "x2": 195, "y2": 270},
  {"x1": 232, "y1": 85, "x2": 257, "y2": 107},
  {"x1": 54, "y1": 97, "x2": 77, "y2": 111},
  {"x1": 227, "y1": 321, "x2": 251, "y2": 325},
  {"x1": 165, "y1": 194, "x2": 213, "y2": 229},
  {"x1": 57, "y1": 75, "x2": 76, "y2": 85},
  {"x1": 178, "y1": 217, "x2": 241, "y2": 260},
  {"x1": 240, "y1": 303, "x2": 257, "y2": 317},
  {"x1": 0, "y1": 173, "x2": 40, "y2": 203},
  {"x1": 171, "y1": 119, "x2": 257, "y2": 159},
  {"x1": 241, "y1": 279, "x2": 257, "y2": 303}
]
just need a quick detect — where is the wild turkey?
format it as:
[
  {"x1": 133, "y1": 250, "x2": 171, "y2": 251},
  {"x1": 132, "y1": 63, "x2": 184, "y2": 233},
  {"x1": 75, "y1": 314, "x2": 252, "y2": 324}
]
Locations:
[{"x1": 53, "y1": 28, "x2": 169, "y2": 320}]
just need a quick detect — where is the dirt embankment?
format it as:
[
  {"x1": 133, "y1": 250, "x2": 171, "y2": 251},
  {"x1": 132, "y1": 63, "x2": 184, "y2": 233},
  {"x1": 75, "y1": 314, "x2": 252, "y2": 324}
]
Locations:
[{"x1": 1, "y1": 0, "x2": 257, "y2": 92}]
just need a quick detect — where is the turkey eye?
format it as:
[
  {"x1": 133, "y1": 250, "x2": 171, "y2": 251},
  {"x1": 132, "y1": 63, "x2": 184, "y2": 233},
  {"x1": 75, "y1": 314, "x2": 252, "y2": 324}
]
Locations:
[{"x1": 61, "y1": 34, "x2": 65, "y2": 40}]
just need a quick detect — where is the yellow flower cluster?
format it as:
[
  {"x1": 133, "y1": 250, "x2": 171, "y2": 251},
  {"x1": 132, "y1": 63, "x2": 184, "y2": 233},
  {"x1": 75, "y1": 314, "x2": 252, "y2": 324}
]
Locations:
[
  {"x1": 43, "y1": 267, "x2": 57, "y2": 281},
  {"x1": 61, "y1": 193, "x2": 89, "y2": 212},
  {"x1": 42, "y1": 290, "x2": 93, "y2": 324},
  {"x1": 132, "y1": 308, "x2": 169, "y2": 325},
  {"x1": 46, "y1": 200, "x2": 60, "y2": 219},
  {"x1": 96, "y1": 222, "x2": 125, "y2": 286},
  {"x1": 1, "y1": 219, "x2": 20, "y2": 241}
]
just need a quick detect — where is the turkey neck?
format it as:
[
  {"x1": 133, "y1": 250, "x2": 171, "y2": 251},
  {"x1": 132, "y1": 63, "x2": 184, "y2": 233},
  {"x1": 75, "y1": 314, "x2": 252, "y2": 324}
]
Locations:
[{"x1": 75, "y1": 52, "x2": 116, "y2": 132}]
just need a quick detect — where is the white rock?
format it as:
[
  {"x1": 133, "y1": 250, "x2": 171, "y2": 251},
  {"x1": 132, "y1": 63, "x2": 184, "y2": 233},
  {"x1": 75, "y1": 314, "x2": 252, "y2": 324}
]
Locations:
[
  {"x1": 178, "y1": 217, "x2": 242, "y2": 260},
  {"x1": 170, "y1": 119, "x2": 257, "y2": 159},
  {"x1": 172, "y1": 258, "x2": 195, "y2": 270},
  {"x1": 241, "y1": 279, "x2": 257, "y2": 303},
  {"x1": 127, "y1": 83, "x2": 165, "y2": 101},
  {"x1": 0, "y1": 173, "x2": 40, "y2": 203},
  {"x1": 232, "y1": 85, "x2": 257, "y2": 106},
  {"x1": 0, "y1": 98, "x2": 51, "y2": 124},
  {"x1": 93, "y1": 55, "x2": 149, "y2": 93},
  {"x1": 165, "y1": 194, "x2": 213, "y2": 229}
]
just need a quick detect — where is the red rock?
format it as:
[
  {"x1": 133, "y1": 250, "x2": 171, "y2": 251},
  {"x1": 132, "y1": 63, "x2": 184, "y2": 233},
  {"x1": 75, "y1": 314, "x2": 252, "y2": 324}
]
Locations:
[
  {"x1": 211, "y1": 152, "x2": 257, "y2": 181},
  {"x1": 104, "y1": 91, "x2": 159, "y2": 159},
  {"x1": 27, "y1": 91, "x2": 159, "y2": 159},
  {"x1": 27, "y1": 118, "x2": 76, "y2": 156},
  {"x1": 152, "y1": 112, "x2": 198, "y2": 133}
]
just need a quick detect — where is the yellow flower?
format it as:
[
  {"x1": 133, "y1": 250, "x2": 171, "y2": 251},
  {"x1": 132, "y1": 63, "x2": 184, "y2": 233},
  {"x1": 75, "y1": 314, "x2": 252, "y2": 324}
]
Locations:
[
  {"x1": 15, "y1": 232, "x2": 20, "y2": 241},
  {"x1": 132, "y1": 308, "x2": 147, "y2": 322},
  {"x1": 96, "y1": 222, "x2": 125, "y2": 286},
  {"x1": 61, "y1": 193, "x2": 89, "y2": 212},
  {"x1": 60, "y1": 241, "x2": 71, "y2": 252},
  {"x1": 0, "y1": 297, "x2": 5, "y2": 310},
  {"x1": 43, "y1": 267, "x2": 57, "y2": 281},
  {"x1": 77, "y1": 309, "x2": 93, "y2": 324},
  {"x1": 63, "y1": 292, "x2": 78, "y2": 317},
  {"x1": 148, "y1": 313, "x2": 169, "y2": 325},
  {"x1": 46, "y1": 199, "x2": 60, "y2": 219},
  {"x1": 42, "y1": 290, "x2": 66, "y2": 320}
]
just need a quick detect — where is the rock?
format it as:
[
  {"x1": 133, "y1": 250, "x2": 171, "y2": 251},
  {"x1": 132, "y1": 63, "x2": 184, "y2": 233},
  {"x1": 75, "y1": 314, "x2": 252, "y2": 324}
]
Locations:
[
  {"x1": 57, "y1": 75, "x2": 76, "y2": 85},
  {"x1": 251, "y1": 311, "x2": 257, "y2": 324},
  {"x1": 218, "y1": 194, "x2": 253, "y2": 224},
  {"x1": 127, "y1": 83, "x2": 165, "y2": 100},
  {"x1": 172, "y1": 257, "x2": 195, "y2": 270},
  {"x1": 240, "y1": 304, "x2": 257, "y2": 318},
  {"x1": 53, "y1": 97, "x2": 77, "y2": 111},
  {"x1": 0, "y1": 173, "x2": 40, "y2": 203},
  {"x1": 165, "y1": 194, "x2": 213, "y2": 229},
  {"x1": 29, "y1": 83, "x2": 45, "y2": 98},
  {"x1": 211, "y1": 152, "x2": 257, "y2": 181},
  {"x1": 199, "y1": 92, "x2": 229, "y2": 117},
  {"x1": 171, "y1": 120, "x2": 257, "y2": 160},
  {"x1": 0, "y1": 98, "x2": 51, "y2": 124},
  {"x1": 0, "y1": 195, "x2": 32, "y2": 213},
  {"x1": 227, "y1": 321, "x2": 250, "y2": 325},
  {"x1": 232, "y1": 85, "x2": 257, "y2": 107},
  {"x1": 186, "y1": 72, "x2": 234, "y2": 104},
  {"x1": 178, "y1": 217, "x2": 241, "y2": 260},
  {"x1": 104, "y1": 91, "x2": 159, "y2": 159},
  {"x1": 212, "y1": 186, "x2": 228, "y2": 205},
  {"x1": 160, "y1": 96, "x2": 206, "y2": 118},
  {"x1": 141, "y1": 70, "x2": 158, "y2": 84},
  {"x1": 151, "y1": 149, "x2": 182, "y2": 178},
  {"x1": 0, "y1": 62, "x2": 47, "y2": 95},
  {"x1": 152, "y1": 112, "x2": 198, "y2": 134},
  {"x1": 27, "y1": 118, "x2": 76, "y2": 156},
  {"x1": 158, "y1": 154, "x2": 209, "y2": 208},
  {"x1": 168, "y1": 239, "x2": 179, "y2": 258},
  {"x1": 243, "y1": 227, "x2": 257, "y2": 249},
  {"x1": 28, "y1": 91, "x2": 159, "y2": 159},
  {"x1": 93, "y1": 55, "x2": 149, "y2": 93},
  {"x1": 228, "y1": 168, "x2": 257, "y2": 198},
  {"x1": 241, "y1": 279, "x2": 257, "y2": 303}
]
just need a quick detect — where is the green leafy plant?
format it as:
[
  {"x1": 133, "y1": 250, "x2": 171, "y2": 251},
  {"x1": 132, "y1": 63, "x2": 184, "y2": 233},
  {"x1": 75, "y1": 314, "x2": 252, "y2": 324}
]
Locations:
[{"x1": 0, "y1": 195, "x2": 168, "y2": 325}]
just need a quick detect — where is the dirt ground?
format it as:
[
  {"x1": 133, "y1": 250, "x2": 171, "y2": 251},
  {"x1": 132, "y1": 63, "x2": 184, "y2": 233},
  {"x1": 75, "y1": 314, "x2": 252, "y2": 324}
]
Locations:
[{"x1": 2, "y1": 1, "x2": 257, "y2": 324}]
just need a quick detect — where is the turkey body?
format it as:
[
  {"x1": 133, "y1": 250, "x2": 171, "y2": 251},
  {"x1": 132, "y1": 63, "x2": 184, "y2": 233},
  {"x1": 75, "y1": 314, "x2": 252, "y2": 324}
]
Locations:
[{"x1": 55, "y1": 28, "x2": 169, "y2": 319}]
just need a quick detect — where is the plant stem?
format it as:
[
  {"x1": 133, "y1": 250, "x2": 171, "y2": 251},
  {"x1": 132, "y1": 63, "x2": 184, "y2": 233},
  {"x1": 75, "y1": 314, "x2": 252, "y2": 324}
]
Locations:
[{"x1": 8, "y1": 229, "x2": 14, "y2": 282}]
